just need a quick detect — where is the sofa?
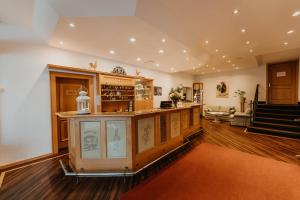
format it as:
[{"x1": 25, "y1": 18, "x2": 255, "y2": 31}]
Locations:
[{"x1": 204, "y1": 105, "x2": 236, "y2": 122}]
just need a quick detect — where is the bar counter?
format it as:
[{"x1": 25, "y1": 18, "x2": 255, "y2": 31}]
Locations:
[{"x1": 57, "y1": 104, "x2": 202, "y2": 173}]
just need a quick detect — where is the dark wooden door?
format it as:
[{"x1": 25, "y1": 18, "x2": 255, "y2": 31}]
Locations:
[
  {"x1": 267, "y1": 61, "x2": 298, "y2": 104},
  {"x1": 56, "y1": 78, "x2": 89, "y2": 150}
]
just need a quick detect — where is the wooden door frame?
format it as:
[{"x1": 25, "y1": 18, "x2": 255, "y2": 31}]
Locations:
[
  {"x1": 266, "y1": 60, "x2": 299, "y2": 104},
  {"x1": 50, "y1": 71, "x2": 95, "y2": 154}
]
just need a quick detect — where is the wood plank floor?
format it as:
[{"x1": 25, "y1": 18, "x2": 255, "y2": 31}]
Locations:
[{"x1": 0, "y1": 119, "x2": 299, "y2": 200}]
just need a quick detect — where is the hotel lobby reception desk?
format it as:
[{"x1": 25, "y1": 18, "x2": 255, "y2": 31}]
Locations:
[{"x1": 57, "y1": 104, "x2": 202, "y2": 173}]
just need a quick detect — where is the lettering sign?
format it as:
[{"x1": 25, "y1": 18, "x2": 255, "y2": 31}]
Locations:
[{"x1": 276, "y1": 71, "x2": 286, "y2": 77}]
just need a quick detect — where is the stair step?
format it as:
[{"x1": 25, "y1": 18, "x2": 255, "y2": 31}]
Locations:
[
  {"x1": 247, "y1": 126, "x2": 300, "y2": 139},
  {"x1": 256, "y1": 112, "x2": 300, "y2": 120},
  {"x1": 252, "y1": 121, "x2": 300, "y2": 132},
  {"x1": 255, "y1": 117, "x2": 300, "y2": 126},
  {"x1": 257, "y1": 104, "x2": 300, "y2": 110},
  {"x1": 256, "y1": 108, "x2": 300, "y2": 115}
]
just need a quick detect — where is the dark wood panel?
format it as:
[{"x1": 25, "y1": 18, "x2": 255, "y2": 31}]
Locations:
[{"x1": 1, "y1": 119, "x2": 299, "y2": 200}]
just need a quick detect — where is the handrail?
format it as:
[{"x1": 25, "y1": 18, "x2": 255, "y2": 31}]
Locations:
[{"x1": 250, "y1": 84, "x2": 260, "y2": 125}]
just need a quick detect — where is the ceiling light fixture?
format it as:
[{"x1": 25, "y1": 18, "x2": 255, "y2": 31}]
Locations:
[
  {"x1": 156, "y1": 63, "x2": 160, "y2": 67},
  {"x1": 241, "y1": 28, "x2": 246, "y2": 33},
  {"x1": 206, "y1": 64, "x2": 209, "y2": 67},
  {"x1": 205, "y1": 40, "x2": 209, "y2": 44},
  {"x1": 235, "y1": 67, "x2": 240, "y2": 70},
  {"x1": 212, "y1": 67, "x2": 216, "y2": 70},
  {"x1": 129, "y1": 37, "x2": 136, "y2": 43},
  {"x1": 193, "y1": 66, "x2": 196, "y2": 70},
  {"x1": 59, "y1": 41, "x2": 64, "y2": 45},
  {"x1": 287, "y1": 30, "x2": 295, "y2": 34},
  {"x1": 186, "y1": 57, "x2": 190, "y2": 61},
  {"x1": 246, "y1": 41, "x2": 250, "y2": 45},
  {"x1": 215, "y1": 49, "x2": 219, "y2": 52},
  {"x1": 222, "y1": 55, "x2": 226, "y2": 59},
  {"x1": 227, "y1": 60, "x2": 231, "y2": 63},
  {"x1": 158, "y1": 49, "x2": 164, "y2": 54},
  {"x1": 136, "y1": 57, "x2": 141, "y2": 61},
  {"x1": 292, "y1": 11, "x2": 300, "y2": 17},
  {"x1": 161, "y1": 38, "x2": 166, "y2": 43},
  {"x1": 249, "y1": 49, "x2": 253, "y2": 53},
  {"x1": 232, "y1": 64, "x2": 236, "y2": 67},
  {"x1": 233, "y1": 9, "x2": 239, "y2": 14},
  {"x1": 109, "y1": 50, "x2": 115, "y2": 54},
  {"x1": 69, "y1": 23, "x2": 75, "y2": 28},
  {"x1": 217, "y1": 69, "x2": 221, "y2": 72},
  {"x1": 183, "y1": 49, "x2": 187, "y2": 53},
  {"x1": 284, "y1": 42, "x2": 288, "y2": 46},
  {"x1": 170, "y1": 67, "x2": 174, "y2": 71}
]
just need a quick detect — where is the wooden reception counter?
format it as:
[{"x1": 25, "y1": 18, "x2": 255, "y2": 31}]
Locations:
[{"x1": 57, "y1": 104, "x2": 202, "y2": 173}]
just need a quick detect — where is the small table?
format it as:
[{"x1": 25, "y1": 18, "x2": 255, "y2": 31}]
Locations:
[
  {"x1": 231, "y1": 112, "x2": 250, "y2": 126},
  {"x1": 209, "y1": 112, "x2": 230, "y2": 123}
]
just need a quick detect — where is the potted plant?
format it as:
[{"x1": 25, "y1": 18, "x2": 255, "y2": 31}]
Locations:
[
  {"x1": 169, "y1": 87, "x2": 183, "y2": 107},
  {"x1": 234, "y1": 89, "x2": 246, "y2": 112},
  {"x1": 234, "y1": 89, "x2": 246, "y2": 103}
]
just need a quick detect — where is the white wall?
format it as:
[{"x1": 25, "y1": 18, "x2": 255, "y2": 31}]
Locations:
[
  {"x1": 196, "y1": 66, "x2": 267, "y2": 111},
  {"x1": 0, "y1": 43, "x2": 195, "y2": 166},
  {"x1": 197, "y1": 60, "x2": 300, "y2": 111}
]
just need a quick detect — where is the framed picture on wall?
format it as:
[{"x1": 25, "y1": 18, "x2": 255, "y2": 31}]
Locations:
[
  {"x1": 216, "y1": 81, "x2": 229, "y2": 98},
  {"x1": 154, "y1": 86, "x2": 162, "y2": 96}
]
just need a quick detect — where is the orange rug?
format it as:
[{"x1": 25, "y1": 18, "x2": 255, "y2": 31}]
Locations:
[{"x1": 121, "y1": 143, "x2": 300, "y2": 200}]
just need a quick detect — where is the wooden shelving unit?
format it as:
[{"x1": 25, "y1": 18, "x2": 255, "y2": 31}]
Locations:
[{"x1": 135, "y1": 78, "x2": 153, "y2": 111}]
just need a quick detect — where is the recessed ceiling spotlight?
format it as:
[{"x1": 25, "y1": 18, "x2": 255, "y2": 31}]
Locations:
[
  {"x1": 232, "y1": 64, "x2": 236, "y2": 67},
  {"x1": 287, "y1": 30, "x2": 295, "y2": 34},
  {"x1": 227, "y1": 60, "x2": 231, "y2": 63},
  {"x1": 69, "y1": 23, "x2": 76, "y2": 28},
  {"x1": 161, "y1": 38, "x2": 166, "y2": 43},
  {"x1": 284, "y1": 42, "x2": 288, "y2": 46},
  {"x1": 158, "y1": 49, "x2": 164, "y2": 54},
  {"x1": 212, "y1": 67, "x2": 216, "y2": 70},
  {"x1": 222, "y1": 55, "x2": 226, "y2": 59},
  {"x1": 206, "y1": 64, "x2": 209, "y2": 67},
  {"x1": 241, "y1": 28, "x2": 246, "y2": 33},
  {"x1": 205, "y1": 40, "x2": 209, "y2": 44},
  {"x1": 174, "y1": 70, "x2": 177, "y2": 73},
  {"x1": 215, "y1": 49, "x2": 219, "y2": 52},
  {"x1": 246, "y1": 41, "x2": 250, "y2": 45},
  {"x1": 59, "y1": 41, "x2": 64, "y2": 45},
  {"x1": 292, "y1": 11, "x2": 300, "y2": 17},
  {"x1": 136, "y1": 57, "x2": 141, "y2": 61},
  {"x1": 156, "y1": 63, "x2": 160, "y2": 67},
  {"x1": 129, "y1": 37, "x2": 136, "y2": 43},
  {"x1": 235, "y1": 66, "x2": 240, "y2": 70},
  {"x1": 249, "y1": 49, "x2": 253, "y2": 53},
  {"x1": 183, "y1": 49, "x2": 187, "y2": 53},
  {"x1": 198, "y1": 63, "x2": 201, "y2": 66},
  {"x1": 170, "y1": 67, "x2": 175, "y2": 71},
  {"x1": 233, "y1": 9, "x2": 239, "y2": 14},
  {"x1": 109, "y1": 50, "x2": 115, "y2": 54}
]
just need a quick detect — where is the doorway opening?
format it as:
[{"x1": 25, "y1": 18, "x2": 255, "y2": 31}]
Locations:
[
  {"x1": 267, "y1": 60, "x2": 299, "y2": 104},
  {"x1": 50, "y1": 72, "x2": 95, "y2": 154}
]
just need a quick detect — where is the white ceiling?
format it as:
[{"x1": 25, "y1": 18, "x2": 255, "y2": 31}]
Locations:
[{"x1": 1, "y1": 0, "x2": 300, "y2": 75}]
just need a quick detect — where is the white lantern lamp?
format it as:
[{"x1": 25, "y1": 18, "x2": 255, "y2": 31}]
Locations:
[{"x1": 76, "y1": 90, "x2": 91, "y2": 114}]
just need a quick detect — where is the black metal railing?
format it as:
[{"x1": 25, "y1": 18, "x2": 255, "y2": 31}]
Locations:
[{"x1": 250, "y1": 84, "x2": 259, "y2": 125}]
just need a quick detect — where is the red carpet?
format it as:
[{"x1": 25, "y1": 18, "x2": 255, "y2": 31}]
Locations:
[{"x1": 122, "y1": 143, "x2": 300, "y2": 200}]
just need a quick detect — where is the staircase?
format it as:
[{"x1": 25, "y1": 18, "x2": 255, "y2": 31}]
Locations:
[{"x1": 247, "y1": 85, "x2": 300, "y2": 139}]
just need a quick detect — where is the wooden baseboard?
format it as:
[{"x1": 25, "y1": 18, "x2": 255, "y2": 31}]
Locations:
[{"x1": 0, "y1": 153, "x2": 55, "y2": 172}]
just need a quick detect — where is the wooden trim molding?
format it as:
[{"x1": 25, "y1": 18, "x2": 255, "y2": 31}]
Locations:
[
  {"x1": 0, "y1": 153, "x2": 53, "y2": 172},
  {"x1": 48, "y1": 64, "x2": 153, "y2": 81},
  {"x1": 0, "y1": 172, "x2": 5, "y2": 188}
]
